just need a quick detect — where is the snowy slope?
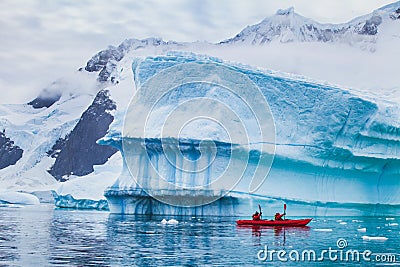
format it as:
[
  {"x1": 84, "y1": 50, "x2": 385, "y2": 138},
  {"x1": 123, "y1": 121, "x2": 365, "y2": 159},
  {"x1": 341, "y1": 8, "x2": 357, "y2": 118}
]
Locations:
[
  {"x1": 0, "y1": 74, "x2": 96, "y2": 191},
  {"x1": 0, "y1": 2, "x2": 399, "y2": 208}
]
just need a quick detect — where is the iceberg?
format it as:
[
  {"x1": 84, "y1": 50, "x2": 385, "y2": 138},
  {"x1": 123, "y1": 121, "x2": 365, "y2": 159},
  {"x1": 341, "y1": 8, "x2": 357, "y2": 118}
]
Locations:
[
  {"x1": 161, "y1": 219, "x2": 179, "y2": 225},
  {"x1": 0, "y1": 191, "x2": 40, "y2": 205},
  {"x1": 361, "y1": 236, "x2": 388, "y2": 241},
  {"x1": 314, "y1": 229, "x2": 333, "y2": 232},
  {"x1": 52, "y1": 192, "x2": 109, "y2": 210},
  {"x1": 100, "y1": 53, "x2": 400, "y2": 216}
]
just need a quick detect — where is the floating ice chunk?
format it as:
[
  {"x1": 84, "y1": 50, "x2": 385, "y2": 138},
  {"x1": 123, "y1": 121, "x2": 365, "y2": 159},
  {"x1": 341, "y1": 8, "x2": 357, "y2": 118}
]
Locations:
[
  {"x1": 144, "y1": 231, "x2": 157, "y2": 234},
  {"x1": 168, "y1": 219, "x2": 179, "y2": 224},
  {"x1": 385, "y1": 218, "x2": 395, "y2": 221},
  {"x1": 314, "y1": 228, "x2": 333, "y2": 232},
  {"x1": 357, "y1": 228, "x2": 367, "y2": 232},
  {"x1": 0, "y1": 191, "x2": 40, "y2": 205},
  {"x1": 339, "y1": 222, "x2": 347, "y2": 225},
  {"x1": 388, "y1": 223, "x2": 398, "y2": 226},
  {"x1": 161, "y1": 219, "x2": 179, "y2": 225},
  {"x1": 361, "y1": 236, "x2": 388, "y2": 241}
]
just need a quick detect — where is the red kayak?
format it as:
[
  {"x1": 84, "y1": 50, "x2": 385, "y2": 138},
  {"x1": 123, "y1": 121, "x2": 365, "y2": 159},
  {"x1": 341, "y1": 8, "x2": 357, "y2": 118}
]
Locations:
[{"x1": 236, "y1": 218, "x2": 312, "y2": 227}]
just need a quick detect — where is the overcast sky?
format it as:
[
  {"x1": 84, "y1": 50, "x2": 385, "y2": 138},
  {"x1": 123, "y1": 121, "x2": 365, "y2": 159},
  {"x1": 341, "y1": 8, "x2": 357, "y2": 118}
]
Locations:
[{"x1": 0, "y1": 0, "x2": 395, "y2": 104}]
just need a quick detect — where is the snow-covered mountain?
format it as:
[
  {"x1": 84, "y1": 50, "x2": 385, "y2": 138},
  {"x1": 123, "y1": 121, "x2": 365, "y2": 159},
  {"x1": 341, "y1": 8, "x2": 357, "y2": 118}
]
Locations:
[
  {"x1": 231, "y1": 3, "x2": 400, "y2": 43},
  {"x1": 0, "y1": 2, "x2": 399, "y2": 213},
  {"x1": 220, "y1": 5, "x2": 392, "y2": 51}
]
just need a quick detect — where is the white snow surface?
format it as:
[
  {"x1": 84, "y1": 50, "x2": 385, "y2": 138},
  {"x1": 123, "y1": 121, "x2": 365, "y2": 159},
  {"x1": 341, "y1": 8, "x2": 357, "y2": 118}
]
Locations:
[
  {"x1": 55, "y1": 153, "x2": 122, "y2": 201},
  {"x1": 0, "y1": 191, "x2": 40, "y2": 205}
]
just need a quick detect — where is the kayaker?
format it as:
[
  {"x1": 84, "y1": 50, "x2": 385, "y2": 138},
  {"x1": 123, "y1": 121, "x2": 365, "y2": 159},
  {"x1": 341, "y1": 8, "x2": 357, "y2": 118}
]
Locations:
[
  {"x1": 252, "y1": 211, "x2": 262, "y2": 220},
  {"x1": 274, "y1": 212, "x2": 286, "y2": 221}
]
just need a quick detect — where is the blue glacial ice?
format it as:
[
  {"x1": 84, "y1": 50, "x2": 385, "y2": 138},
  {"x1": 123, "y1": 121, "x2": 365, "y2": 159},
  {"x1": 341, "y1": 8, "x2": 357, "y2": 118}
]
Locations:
[{"x1": 100, "y1": 53, "x2": 400, "y2": 216}]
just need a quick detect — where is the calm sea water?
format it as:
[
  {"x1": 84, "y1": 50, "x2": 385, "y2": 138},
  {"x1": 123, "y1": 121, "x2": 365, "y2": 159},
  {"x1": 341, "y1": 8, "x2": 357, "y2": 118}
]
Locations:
[{"x1": 0, "y1": 204, "x2": 399, "y2": 266}]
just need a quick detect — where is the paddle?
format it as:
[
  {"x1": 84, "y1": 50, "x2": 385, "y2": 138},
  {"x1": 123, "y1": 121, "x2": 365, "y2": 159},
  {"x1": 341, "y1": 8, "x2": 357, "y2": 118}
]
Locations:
[
  {"x1": 258, "y1": 204, "x2": 262, "y2": 219},
  {"x1": 283, "y1": 203, "x2": 287, "y2": 220}
]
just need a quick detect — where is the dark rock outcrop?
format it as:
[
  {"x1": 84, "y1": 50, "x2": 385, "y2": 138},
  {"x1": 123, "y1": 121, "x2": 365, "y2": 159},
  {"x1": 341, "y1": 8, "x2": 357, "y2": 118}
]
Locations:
[
  {"x1": 98, "y1": 61, "x2": 117, "y2": 82},
  {"x1": 84, "y1": 47, "x2": 124, "y2": 72},
  {"x1": 390, "y1": 8, "x2": 400, "y2": 20},
  {"x1": 47, "y1": 90, "x2": 118, "y2": 181},
  {"x1": 28, "y1": 89, "x2": 62, "y2": 109},
  {"x1": 358, "y1": 15, "x2": 382, "y2": 35},
  {"x1": 0, "y1": 131, "x2": 23, "y2": 169},
  {"x1": 84, "y1": 38, "x2": 172, "y2": 83}
]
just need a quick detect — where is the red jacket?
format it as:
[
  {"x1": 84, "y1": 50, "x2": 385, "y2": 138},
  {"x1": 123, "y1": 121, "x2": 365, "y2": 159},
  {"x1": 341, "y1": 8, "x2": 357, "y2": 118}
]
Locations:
[
  {"x1": 274, "y1": 213, "x2": 285, "y2": 221},
  {"x1": 252, "y1": 213, "x2": 261, "y2": 220}
]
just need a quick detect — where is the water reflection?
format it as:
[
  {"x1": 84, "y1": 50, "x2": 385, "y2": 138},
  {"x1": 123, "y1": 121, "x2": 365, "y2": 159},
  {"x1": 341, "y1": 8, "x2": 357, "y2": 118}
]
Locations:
[
  {"x1": 237, "y1": 225, "x2": 310, "y2": 236},
  {"x1": 0, "y1": 209, "x2": 19, "y2": 264},
  {"x1": 236, "y1": 224, "x2": 311, "y2": 248},
  {"x1": 48, "y1": 209, "x2": 110, "y2": 266},
  {"x1": 105, "y1": 214, "x2": 231, "y2": 266},
  {"x1": 0, "y1": 205, "x2": 54, "y2": 266}
]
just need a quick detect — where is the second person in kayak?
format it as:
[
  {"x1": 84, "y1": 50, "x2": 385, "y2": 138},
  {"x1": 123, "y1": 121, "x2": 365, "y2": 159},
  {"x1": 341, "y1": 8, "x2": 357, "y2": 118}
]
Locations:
[{"x1": 274, "y1": 212, "x2": 286, "y2": 221}]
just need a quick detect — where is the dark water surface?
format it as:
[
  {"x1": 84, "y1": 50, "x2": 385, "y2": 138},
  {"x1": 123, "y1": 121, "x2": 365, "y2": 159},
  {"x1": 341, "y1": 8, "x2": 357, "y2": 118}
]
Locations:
[{"x1": 0, "y1": 205, "x2": 399, "y2": 266}]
